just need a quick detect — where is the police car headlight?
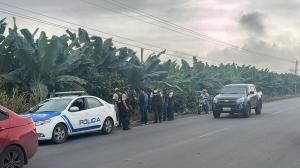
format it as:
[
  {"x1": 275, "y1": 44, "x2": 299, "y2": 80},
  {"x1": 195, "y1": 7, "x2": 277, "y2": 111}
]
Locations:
[
  {"x1": 236, "y1": 98, "x2": 245, "y2": 104},
  {"x1": 35, "y1": 120, "x2": 51, "y2": 126}
]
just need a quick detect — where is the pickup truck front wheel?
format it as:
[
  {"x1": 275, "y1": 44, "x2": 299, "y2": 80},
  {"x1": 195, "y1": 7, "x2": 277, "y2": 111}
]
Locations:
[
  {"x1": 255, "y1": 100, "x2": 262, "y2": 115},
  {"x1": 213, "y1": 110, "x2": 220, "y2": 118},
  {"x1": 243, "y1": 103, "x2": 251, "y2": 118}
]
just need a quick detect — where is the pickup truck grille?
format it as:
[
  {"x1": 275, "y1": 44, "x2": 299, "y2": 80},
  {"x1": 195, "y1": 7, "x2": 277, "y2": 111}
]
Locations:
[
  {"x1": 214, "y1": 98, "x2": 242, "y2": 111},
  {"x1": 218, "y1": 99, "x2": 237, "y2": 105}
]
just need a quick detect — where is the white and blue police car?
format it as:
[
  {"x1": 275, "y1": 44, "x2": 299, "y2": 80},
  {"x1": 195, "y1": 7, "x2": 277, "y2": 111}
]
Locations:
[{"x1": 23, "y1": 92, "x2": 118, "y2": 144}]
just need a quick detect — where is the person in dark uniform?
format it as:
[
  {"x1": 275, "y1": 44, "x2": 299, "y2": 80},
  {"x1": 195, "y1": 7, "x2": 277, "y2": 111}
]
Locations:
[
  {"x1": 167, "y1": 89, "x2": 174, "y2": 121},
  {"x1": 162, "y1": 88, "x2": 169, "y2": 121},
  {"x1": 139, "y1": 88, "x2": 149, "y2": 125},
  {"x1": 151, "y1": 89, "x2": 162, "y2": 123},
  {"x1": 121, "y1": 87, "x2": 131, "y2": 130},
  {"x1": 143, "y1": 90, "x2": 149, "y2": 125}
]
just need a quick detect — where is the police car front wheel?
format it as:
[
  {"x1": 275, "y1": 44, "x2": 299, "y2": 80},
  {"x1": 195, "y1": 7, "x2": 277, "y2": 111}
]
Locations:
[
  {"x1": 52, "y1": 124, "x2": 68, "y2": 144},
  {"x1": 102, "y1": 118, "x2": 113, "y2": 135}
]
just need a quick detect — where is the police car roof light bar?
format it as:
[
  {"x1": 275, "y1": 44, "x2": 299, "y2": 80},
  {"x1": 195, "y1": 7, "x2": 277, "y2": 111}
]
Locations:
[{"x1": 54, "y1": 91, "x2": 86, "y2": 97}]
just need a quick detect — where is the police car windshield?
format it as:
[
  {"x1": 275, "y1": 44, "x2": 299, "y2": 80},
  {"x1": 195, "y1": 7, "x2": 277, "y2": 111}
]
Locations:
[
  {"x1": 221, "y1": 87, "x2": 247, "y2": 94},
  {"x1": 30, "y1": 98, "x2": 72, "y2": 112}
]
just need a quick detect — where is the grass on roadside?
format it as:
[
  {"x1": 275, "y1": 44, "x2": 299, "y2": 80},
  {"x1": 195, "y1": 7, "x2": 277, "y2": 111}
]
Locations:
[{"x1": 263, "y1": 94, "x2": 300, "y2": 102}]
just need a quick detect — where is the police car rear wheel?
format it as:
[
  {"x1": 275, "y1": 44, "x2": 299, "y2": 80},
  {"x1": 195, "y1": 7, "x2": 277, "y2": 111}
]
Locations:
[
  {"x1": 102, "y1": 118, "x2": 113, "y2": 135},
  {"x1": 52, "y1": 124, "x2": 68, "y2": 144}
]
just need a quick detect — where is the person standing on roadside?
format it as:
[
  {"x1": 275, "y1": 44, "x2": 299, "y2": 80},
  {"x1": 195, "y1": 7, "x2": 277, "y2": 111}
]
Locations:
[
  {"x1": 167, "y1": 89, "x2": 175, "y2": 121},
  {"x1": 151, "y1": 88, "x2": 163, "y2": 123},
  {"x1": 143, "y1": 89, "x2": 149, "y2": 125},
  {"x1": 112, "y1": 88, "x2": 122, "y2": 127},
  {"x1": 162, "y1": 88, "x2": 169, "y2": 121},
  {"x1": 121, "y1": 87, "x2": 131, "y2": 130},
  {"x1": 139, "y1": 88, "x2": 148, "y2": 125}
]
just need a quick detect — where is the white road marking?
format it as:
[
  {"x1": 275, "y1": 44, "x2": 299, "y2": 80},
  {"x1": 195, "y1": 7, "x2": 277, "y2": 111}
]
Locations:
[
  {"x1": 272, "y1": 111, "x2": 283, "y2": 115},
  {"x1": 124, "y1": 128, "x2": 229, "y2": 161},
  {"x1": 196, "y1": 128, "x2": 229, "y2": 138}
]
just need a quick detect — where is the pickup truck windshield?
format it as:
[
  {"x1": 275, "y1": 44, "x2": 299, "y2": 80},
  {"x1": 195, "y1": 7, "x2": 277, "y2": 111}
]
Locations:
[
  {"x1": 221, "y1": 87, "x2": 247, "y2": 94},
  {"x1": 29, "y1": 99, "x2": 72, "y2": 113}
]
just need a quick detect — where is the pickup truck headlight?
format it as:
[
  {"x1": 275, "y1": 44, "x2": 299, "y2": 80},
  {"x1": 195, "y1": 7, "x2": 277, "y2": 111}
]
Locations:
[
  {"x1": 35, "y1": 119, "x2": 51, "y2": 126},
  {"x1": 213, "y1": 98, "x2": 218, "y2": 104},
  {"x1": 236, "y1": 98, "x2": 245, "y2": 104}
]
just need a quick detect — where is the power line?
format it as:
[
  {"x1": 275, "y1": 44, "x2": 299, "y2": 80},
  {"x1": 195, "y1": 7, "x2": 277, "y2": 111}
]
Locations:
[
  {"x1": 105, "y1": 0, "x2": 230, "y2": 44},
  {"x1": 0, "y1": 2, "x2": 166, "y2": 51},
  {"x1": 0, "y1": 2, "x2": 291, "y2": 70},
  {"x1": 0, "y1": 8, "x2": 288, "y2": 70},
  {"x1": 79, "y1": 0, "x2": 234, "y2": 61},
  {"x1": 0, "y1": 8, "x2": 222, "y2": 64},
  {"x1": 1, "y1": 1, "x2": 290, "y2": 66},
  {"x1": 0, "y1": 2, "x2": 221, "y2": 63},
  {"x1": 1, "y1": 10, "x2": 287, "y2": 72},
  {"x1": 80, "y1": 0, "x2": 238, "y2": 48},
  {"x1": 80, "y1": 0, "x2": 261, "y2": 61},
  {"x1": 104, "y1": 0, "x2": 295, "y2": 63},
  {"x1": 82, "y1": 0, "x2": 294, "y2": 63}
]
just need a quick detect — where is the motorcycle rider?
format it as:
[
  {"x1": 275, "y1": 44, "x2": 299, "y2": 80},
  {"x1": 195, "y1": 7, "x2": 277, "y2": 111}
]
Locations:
[{"x1": 200, "y1": 89, "x2": 210, "y2": 114}]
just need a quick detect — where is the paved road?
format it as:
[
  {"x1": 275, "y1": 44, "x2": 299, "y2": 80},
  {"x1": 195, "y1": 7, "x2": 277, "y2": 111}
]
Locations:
[{"x1": 27, "y1": 97, "x2": 300, "y2": 168}]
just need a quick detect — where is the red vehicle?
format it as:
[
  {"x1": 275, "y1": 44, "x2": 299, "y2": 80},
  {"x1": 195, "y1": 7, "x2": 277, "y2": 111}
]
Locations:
[{"x1": 0, "y1": 105, "x2": 38, "y2": 168}]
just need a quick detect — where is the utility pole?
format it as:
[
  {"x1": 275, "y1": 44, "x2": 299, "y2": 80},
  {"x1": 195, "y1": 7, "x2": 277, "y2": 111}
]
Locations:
[
  {"x1": 141, "y1": 48, "x2": 144, "y2": 63},
  {"x1": 295, "y1": 60, "x2": 298, "y2": 75},
  {"x1": 295, "y1": 60, "x2": 298, "y2": 94}
]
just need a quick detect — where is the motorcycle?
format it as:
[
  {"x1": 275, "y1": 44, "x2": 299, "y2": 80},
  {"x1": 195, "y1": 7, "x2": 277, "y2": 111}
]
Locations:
[{"x1": 197, "y1": 98, "x2": 209, "y2": 114}]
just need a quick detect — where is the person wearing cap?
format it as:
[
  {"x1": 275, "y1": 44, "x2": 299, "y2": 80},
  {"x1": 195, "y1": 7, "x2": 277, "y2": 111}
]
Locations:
[
  {"x1": 113, "y1": 88, "x2": 122, "y2": 127},
  {"x1": 200, "y1": 89, "x2": 210, "y2": 114},
  {"x1": 151, "y1": 88, "x2": 163, "y2": 123}
]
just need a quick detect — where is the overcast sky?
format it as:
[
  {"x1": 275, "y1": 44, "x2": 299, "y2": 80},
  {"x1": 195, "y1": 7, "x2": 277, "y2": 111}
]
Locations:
[{"x1": 1, "y1": 0, "x2": 299, "y2": 73}]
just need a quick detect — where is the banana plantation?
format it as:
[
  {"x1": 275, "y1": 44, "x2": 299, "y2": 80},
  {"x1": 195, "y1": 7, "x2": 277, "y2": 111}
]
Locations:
[{"x1": 0, "y1": 18, "x2": 299, "y2": 113}]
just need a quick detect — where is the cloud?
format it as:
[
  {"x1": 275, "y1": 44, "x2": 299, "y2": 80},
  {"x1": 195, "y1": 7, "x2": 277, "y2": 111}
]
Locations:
[
  {"x1": 207, "y1": 38, "x2": 297, "y2": 73},
  {"x1": 239, "y1": 12, "x2": 265, "y2": 35},
  {"x1": 247, "y1": 0, "x2": 300, "y2": 16},
  {"x1": 1, "y1": 0, "x2": 299, "y2": 74}
]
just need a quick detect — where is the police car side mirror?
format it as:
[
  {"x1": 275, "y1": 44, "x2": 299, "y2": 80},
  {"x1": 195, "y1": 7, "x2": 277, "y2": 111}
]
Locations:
[{"x1": 69, "y1": 106, "x2": 80, "y2": 112}]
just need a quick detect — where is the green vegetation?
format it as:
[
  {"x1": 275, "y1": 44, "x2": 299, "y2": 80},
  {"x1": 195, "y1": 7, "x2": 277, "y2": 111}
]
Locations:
[{"x1": 0, "y1": 18, "x2": 299, "y2": 113}]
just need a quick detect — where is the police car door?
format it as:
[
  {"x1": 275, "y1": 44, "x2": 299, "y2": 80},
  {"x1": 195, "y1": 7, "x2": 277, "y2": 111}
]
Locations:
[
  {"x1": 85, "y1": 97, "x2": 105, "y2": 130},
  {"x1": 64, "y1": 98, "x2": 97, "y2": 133}
]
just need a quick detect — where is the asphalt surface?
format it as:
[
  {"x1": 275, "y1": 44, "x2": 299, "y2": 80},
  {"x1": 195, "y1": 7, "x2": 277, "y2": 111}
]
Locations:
[{"x1": 27, "y1": 97, "x2": 300, "y2": 168}]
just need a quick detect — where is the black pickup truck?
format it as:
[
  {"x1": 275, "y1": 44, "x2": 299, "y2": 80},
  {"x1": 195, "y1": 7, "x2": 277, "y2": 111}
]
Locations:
[{"x1": 212, "y1": 84, "x2": 263, "y2": 118}]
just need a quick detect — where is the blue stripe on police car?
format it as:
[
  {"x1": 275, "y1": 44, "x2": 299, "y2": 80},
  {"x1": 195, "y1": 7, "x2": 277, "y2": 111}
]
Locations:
[
  {"x1": 61, "y1": 115, "x2": 101, "y2": 133},
  {"x1": 22, "y1": 111, "x2": 61, "y2": 122}
]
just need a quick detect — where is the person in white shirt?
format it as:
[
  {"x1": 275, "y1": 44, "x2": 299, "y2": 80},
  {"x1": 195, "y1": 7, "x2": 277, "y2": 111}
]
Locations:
[{"x1": 113, "y1": 88, "x2": 122, "y2": 127}]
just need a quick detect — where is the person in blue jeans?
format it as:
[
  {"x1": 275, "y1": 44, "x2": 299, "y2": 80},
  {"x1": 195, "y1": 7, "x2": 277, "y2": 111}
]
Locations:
[
  {"x1": 143, "y1": 90, "x2": 149, "y2": 125},
  {"x1": 139, "y1": 88, "x2": 148, "y2": 124},
  {"x1": 162, "y1": 88, "x2": 169, "y2": 121}
]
